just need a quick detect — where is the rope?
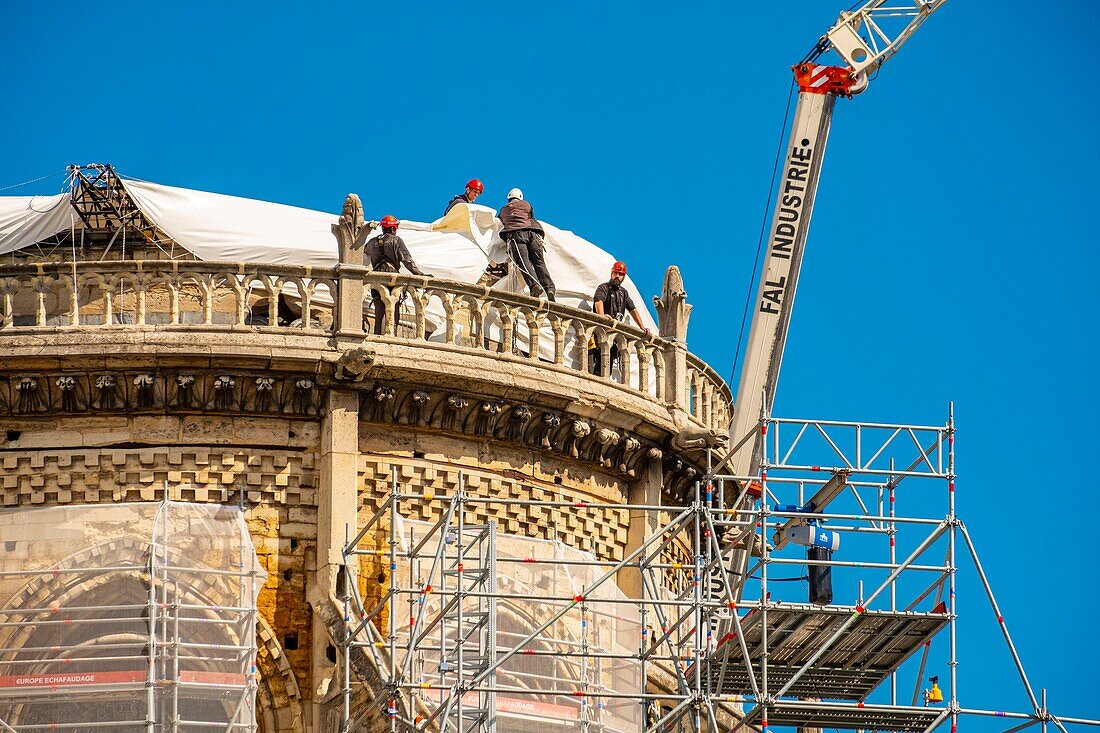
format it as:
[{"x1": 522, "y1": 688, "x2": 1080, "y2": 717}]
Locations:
[
  {"x1": 27, "y1": 194, "x2": 69, "y2": 214},
  {"x1": 729, "y1": 79, "x2": 796, "y2": 389},
  {"x1": 504, "y1": 231, "x2": 549, "y2": 297},
  {"x1": 0, "y1": 169, "x2": 68, "y2": 193}
]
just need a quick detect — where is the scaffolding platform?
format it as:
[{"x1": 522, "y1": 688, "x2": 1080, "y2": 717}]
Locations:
[
  {"x1": 697, "y1": 602, "x2": 950, "y2": 700},
  {"x1": 745, "y1": 700, "x2": 946, "y2": 732},
  {"x1": 336, "y1": 414, "x2": 1100, "y2": 733}
]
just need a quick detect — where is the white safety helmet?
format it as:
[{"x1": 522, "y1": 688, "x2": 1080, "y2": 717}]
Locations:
[{"x1": 507, "y1": 187, "x2": 523, "y2": 201}]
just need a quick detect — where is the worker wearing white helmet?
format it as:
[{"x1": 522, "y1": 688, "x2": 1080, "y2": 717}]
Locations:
[{"x1": 498, "y1": 188, "x2": 556, "y2": 301}]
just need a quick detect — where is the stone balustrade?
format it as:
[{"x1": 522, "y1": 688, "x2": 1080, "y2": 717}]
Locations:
[{"x1": 0, "y1": 259, "x2": 731, "y2": 433}]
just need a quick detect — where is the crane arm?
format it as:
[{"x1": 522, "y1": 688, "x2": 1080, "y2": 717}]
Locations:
[
  {"x1": 726, "y1": 88, "x2": 835, "y2": 479},
  {"x1": 724, "y1": 1, "x2": 947, "y2": 482},
  {"x1": 812, "y1": 0, "x2": 949, "y2": 82}
]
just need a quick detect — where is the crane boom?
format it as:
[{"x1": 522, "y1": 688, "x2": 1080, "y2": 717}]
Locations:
[
  {"x1": 725, "y1": 1, "x2": 947, "y2": 481},
  {"x1": 820, "y1": 0, "x2": 948, "y2": 77}
]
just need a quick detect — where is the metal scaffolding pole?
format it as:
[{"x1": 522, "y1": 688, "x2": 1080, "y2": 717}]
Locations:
[
  {"x1": 0, "y1": 501, "x2": 262, "y2": 732},
  {"x1": 335, "y1": 414, "x2": 1100, "y2": 733}
]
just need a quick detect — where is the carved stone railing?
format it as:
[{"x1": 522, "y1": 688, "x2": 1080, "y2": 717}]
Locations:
[
  {"x1": 0, "y1": 260, "x2": 336, "y2": 331},
  {"x1": 0, "y1": 260, "x2": 732, "y2": 433},
  {"x1": 686, "y1": 353, "x2": 732, "y2": 433}
]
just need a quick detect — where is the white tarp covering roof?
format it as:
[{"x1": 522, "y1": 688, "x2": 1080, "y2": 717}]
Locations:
[
  {"x1": 121, "y1": 180, "x2": 492, "y2": 285},
  {"x1": 0, "y1": 177, "x2": 657, "y2": 328},
  {"x1": 0, "y1": 194, "x2": 80, "y2": 254}
]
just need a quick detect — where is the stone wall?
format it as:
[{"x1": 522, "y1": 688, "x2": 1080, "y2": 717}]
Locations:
[{"x1": 0, "y1": 404, "x2": 666, "y2": 733}]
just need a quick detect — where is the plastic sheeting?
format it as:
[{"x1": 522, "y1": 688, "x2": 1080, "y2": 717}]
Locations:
[
  {"x1": 439, "y1": 201, "x2": 658, "y2": 332},
  {"x1": 0, "y1": 177, "x2": 657, "y2": 328},
  {"x1": 121, "y1": 180, "x2": 491, "y2": 284},
  {"x1": 390, "y1": 517, "x2": 643, "y2": 733},
  {"x1": 0, "y1": 501, "x2": 265, "y2": 732},
  {"x1": 0, "y1": 193, "x2": 79, "y2": 255}
]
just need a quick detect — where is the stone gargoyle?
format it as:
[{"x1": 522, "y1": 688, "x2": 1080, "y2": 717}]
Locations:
[
  {"x1": 334, "y1": 347, "x2": 379, "y2": 382},
  {"x1": 670, "y1": 425, "x2": 729, "y2": 453}
]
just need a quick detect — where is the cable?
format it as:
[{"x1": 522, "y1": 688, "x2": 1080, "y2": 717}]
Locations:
[
  {"x1": 27, "y1": 194, "x2": 68, "y2": 214},
  {"x1": 0, "y1": 169, "x2": 68, "y2": 193},
  {"x1": 729, "y1": 78, "x2": 796, "y2": 389}
]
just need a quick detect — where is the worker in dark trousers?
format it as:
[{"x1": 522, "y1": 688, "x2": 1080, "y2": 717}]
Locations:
[
  {"x1": 364, "y1": 215, "x2": 427, "y2": 335},
  {"x1": 589, "y1": 261, "x2": 651, "y2": 375},
  {"x1": 444, "y1": 178, "x2": 485, "y2": 215},
  {"x1": 498, "y1": 188, "x2": 555, "y2": 301}
]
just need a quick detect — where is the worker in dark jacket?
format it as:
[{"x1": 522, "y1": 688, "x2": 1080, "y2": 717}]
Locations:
[
  {"x1": 364, "y1": 215, "x2": 427, "y2": 334},
  {"x1": 444, "y1": 178, "x2": 484, "y2": 215},
  {"x1": 589, "y1": 261, "x2": 651, "y2": 375},
  {"x1": 498, "y1": 188, "x2": 555, "y2": 301}
]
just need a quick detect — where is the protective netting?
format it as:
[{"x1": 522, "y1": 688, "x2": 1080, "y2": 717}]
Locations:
[
  {"x1": 0, "y1": 501, "x2": 265, "y2": 731},
  {"x1": 387, "y1": 517, "x2": 642, "y2": 733}
]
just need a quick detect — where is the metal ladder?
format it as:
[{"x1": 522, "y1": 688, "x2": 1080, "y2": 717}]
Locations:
[{"x1": 437, "y1": 518, "x2": 496, "y2": 733}]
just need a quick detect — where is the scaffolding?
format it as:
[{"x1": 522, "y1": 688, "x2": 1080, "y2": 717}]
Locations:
[
  {"x1": 339, "y1": 409, "x2": 1100, "y2": 733},
  {"x1": 0, "y1": 500, "x2": 265, "y2": 732}
]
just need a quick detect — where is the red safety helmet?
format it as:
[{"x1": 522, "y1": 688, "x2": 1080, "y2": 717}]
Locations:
[
  {"x1": 380, "y1": 215, "x2": 399, "y2": 230},
  {"x1": 466, "y1": 178, "x2": 484, "y2": 194},
  {"x1": 611, "y1": 261, "x2": 627, "y2": 276}
]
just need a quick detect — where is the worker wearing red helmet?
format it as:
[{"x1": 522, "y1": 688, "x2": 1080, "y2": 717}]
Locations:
[
  {"x1": 364, "y1": 215, "x2": 427, "y2": 334},
  {"x1": 590, "y1": 261, "x2": 651, "y2": 375},
  {"x1": 444, "y1": 178, "x2": 485, "y2": 215}
]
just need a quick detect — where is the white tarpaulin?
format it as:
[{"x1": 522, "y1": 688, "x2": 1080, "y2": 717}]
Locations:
[
  {"x1": 0, "y1": 177, "x2": 657, "y2": 328},
  {"x1": 424, "y1": 200, "x2": 657, "y2": 331},
  {"x1": 0, "y1": 194, "x2": 80, "y2": 256},
  {"x1": 121, "y1": 180, "x2": 491, "y2": 284},
  {"x1": 121, "y1": 180, "x2": 339, "y2": 266}
]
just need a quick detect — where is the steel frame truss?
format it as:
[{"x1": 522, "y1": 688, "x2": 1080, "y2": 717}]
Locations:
[
  {"x1": 806, "y1": 0, "x2": 949, "y2": 76},
  {"x1": 67, "y1": 164, "x2": 164, "y2": 253}
]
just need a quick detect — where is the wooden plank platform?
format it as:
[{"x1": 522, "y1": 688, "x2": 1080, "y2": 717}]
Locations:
[
  {"x1": 694, "y1": 602, "x2": 949, "y2": 700},
  {"x1": 744, "y1": 700, "x2": 947, "y2": 733}
]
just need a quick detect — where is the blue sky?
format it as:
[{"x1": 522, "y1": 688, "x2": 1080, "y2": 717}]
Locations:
[{"x1": 4, "y1": 1, "x2": 1098, "y2": 728}]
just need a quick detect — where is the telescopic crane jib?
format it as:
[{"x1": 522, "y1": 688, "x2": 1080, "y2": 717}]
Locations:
[{"x1": 726, "y1": 0, "x2": 948, "y2": 482}]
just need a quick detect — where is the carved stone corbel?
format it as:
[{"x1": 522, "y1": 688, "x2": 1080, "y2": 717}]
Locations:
[
  {"x1": 613, "y1": 435, "x2": 641, "y2": 475},
  {"x1": 368, "y1": 385, "x2": 395, "y2": 422},
  {"x1": 591, "y1": 428, "x2": 620, "y2": 467},
  {"x1": 56, "y1": 375, "x2": 80, "y2": 412},
  {"x1": 174, "y1": 374, "x2": 196, "y2": 409},
  {"x1": 560, "y1": 419, "x2": 592, "y2": 459},
  {"x1": 292, "y1": 378, "x2": 316, "y2": 415},
  {"x1": 134, "y1": 373, "x2": 156, "y2": 408},
  {"x1": 95, "y1": 373, "x2": 120, "y2": 411},
  {"x1": 396, "y1": 390, "x2": 431, "y2": 425},
  {"x1": 212, "y1": 375, "x2": 237, "y2": 411},
  {"x1": 434, "y1": 394, "x2": 468, "y2": 432},
  {"x1": 497, "y1": 404, "x2": 532, "y2": 442},
  {"x1": 466, "y1": 401, "x2": 503, "y2": 436},
  {"x1": 529, "y1": 412, "x2": 561, "y2": 449},
  {"x1": 252, "y1": 377, "x2": 276, "y2": 412}
]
